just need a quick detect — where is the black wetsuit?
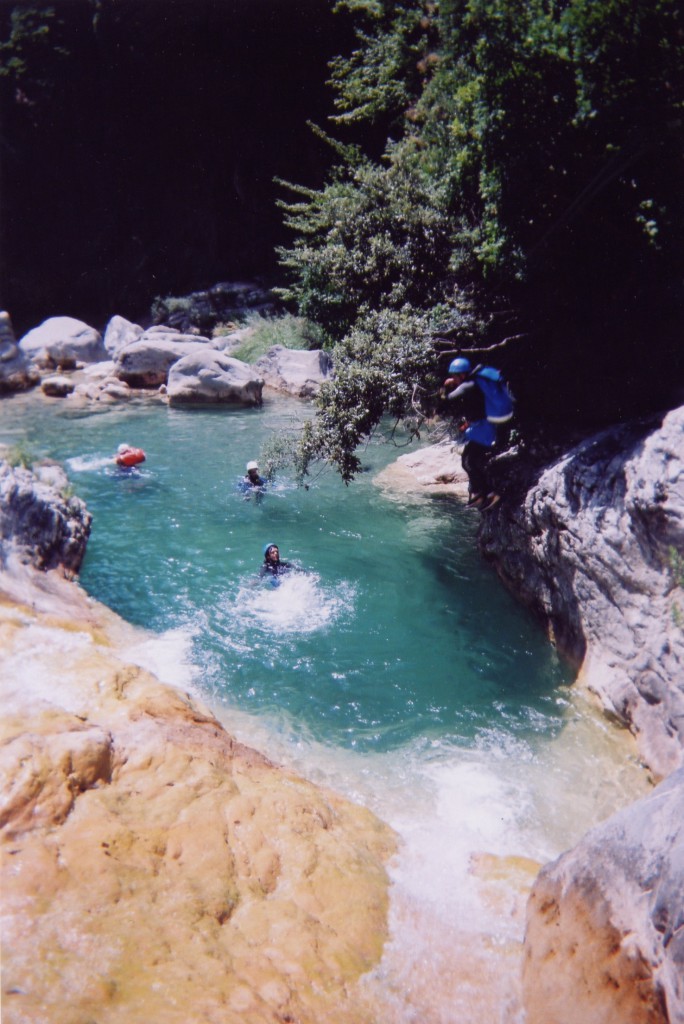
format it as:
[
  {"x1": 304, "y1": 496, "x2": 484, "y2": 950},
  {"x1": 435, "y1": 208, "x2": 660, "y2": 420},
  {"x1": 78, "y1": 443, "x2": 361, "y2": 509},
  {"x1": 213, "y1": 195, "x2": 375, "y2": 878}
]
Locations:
[
  {"x1": 259, "y1": 559, "x2": 293, "y2": 580},
  {"x1": 449, "y1": 380, "x2": 493, "y2": 498}
]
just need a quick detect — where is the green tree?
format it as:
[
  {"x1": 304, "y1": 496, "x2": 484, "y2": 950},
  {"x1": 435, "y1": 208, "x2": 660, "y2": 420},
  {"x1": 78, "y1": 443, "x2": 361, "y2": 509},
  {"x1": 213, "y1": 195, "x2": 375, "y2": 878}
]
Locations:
[{"x1": 276, "y1": 0, "x2": 683, "y2": 480}]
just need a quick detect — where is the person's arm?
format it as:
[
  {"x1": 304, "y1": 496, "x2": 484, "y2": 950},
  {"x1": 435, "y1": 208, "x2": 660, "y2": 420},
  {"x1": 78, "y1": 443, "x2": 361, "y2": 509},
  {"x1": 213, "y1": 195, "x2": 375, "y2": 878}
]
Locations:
[{"x1": 447, "y1": 380, "x2": 475, "y2": 401}]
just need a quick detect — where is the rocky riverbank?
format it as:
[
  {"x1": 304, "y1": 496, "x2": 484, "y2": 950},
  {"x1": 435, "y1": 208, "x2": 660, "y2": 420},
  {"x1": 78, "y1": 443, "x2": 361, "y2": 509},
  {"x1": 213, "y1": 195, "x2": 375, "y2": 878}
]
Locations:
[
  {"x1": 0, "y1": 461, "x2": 396, "y2": 1024},
  {"x1": 2, "y1": 362, "x2": 683, "y2": 1021},
  {"x1": 381, "y1": 409, "x2": 684, "y2": 1023}
]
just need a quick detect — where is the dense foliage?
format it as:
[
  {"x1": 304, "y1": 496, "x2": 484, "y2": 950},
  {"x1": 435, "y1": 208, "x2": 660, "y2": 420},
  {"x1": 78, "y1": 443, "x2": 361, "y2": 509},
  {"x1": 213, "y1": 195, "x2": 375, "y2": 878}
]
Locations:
[{"x1": 277, "y1": 0, "x2": 684, "y2": 479}]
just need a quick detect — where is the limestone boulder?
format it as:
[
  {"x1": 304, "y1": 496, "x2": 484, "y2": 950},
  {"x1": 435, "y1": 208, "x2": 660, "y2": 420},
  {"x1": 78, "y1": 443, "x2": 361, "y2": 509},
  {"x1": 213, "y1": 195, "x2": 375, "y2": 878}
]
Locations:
[
  {"x1": 19, "y1": 316, "x2": 107, "y2": 368},
  {"x1": 0, "y1": 565, "x2": 396, "y2": 1024},
  {"x1": 103, "y1": 314, "x2": 144, "y2": 356},
  {"x1": 254, "y1": 345, "x2": 332, "y2": 398},
  {"x1": 523, "y1": 766, "x2": 684, "y2": 1024},
  {"x1": 74, "y1": 376, "x2": 133, "y2": 402},
  {"x1": 0, "y1": 460, "x2": 91, "y2": 572},
  {"x1": 479, "y1": 406, "x2": 684, "y2": 779},
  {"x1": 375, "y1": 440, "x2": 469, "y2": 497},
  {"x1": 167, "y1": 349, "x2": 264, "y2": 406},
  {"x1": 114, "y1": 334, "x2": 210, "y2": 388},
  {"x1": 0, "y1": 311, "x2": 39, "y2": 393}
]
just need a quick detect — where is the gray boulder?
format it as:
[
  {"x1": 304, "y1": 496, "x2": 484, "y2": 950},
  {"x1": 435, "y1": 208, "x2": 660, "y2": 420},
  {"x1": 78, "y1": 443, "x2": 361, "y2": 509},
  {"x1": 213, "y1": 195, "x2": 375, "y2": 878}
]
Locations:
[
  {"x1": 0, "y1": 460, "x2": 91, "y2": 573},
  {"x1": 523, "y1": 766, "x2": 684, "y2": 1024},
  {"x1": 166, "y1": 349, "x2": 264, "y2": 406},
  {"x1": 480, "y1": 406, "x2": 684, "y2": 779},
  {"x1": 19, "y1": 317, "x2": 107, "y2": 368},
  {"x1": 254, "y1": 345, "x2": 332, "y2": 398},
  {"x1": 0, "y1": 311, "x2": 39, "y2": 394},
  {"x1": 103, "y1": 315, "x2": 143, "y2": 356},
  {"x1": 114, "y1": 335, "x2": 208, "y2": 388}
]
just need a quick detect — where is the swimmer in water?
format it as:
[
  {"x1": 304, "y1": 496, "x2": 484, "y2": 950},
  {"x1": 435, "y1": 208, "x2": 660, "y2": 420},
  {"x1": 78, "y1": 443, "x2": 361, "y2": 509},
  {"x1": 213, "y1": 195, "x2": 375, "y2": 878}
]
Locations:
[
  {"x1": 239, "y1": 460, "x2": 266, "y2": 502},
  {"x1": 259, "y1": 543, "x2": 298, "y2": 584},
  {"x1": 114, "y1": 443, "x2": 146, "y2": 469}
]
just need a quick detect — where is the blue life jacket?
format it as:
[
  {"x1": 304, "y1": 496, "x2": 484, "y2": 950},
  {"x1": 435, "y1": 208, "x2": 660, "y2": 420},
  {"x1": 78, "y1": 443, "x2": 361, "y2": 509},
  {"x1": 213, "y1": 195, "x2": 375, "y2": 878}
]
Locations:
[
  {"x1": 463, "y1": 419, "x2": 496, "y2": 447},
  {"x1": 473, "y1": 366, "x2": 514, "y2": 423}
]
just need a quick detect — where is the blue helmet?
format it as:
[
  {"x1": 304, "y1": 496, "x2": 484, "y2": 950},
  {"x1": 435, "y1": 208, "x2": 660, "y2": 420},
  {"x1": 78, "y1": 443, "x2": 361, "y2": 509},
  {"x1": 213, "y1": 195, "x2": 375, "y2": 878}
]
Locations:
[
  {"x1": 263, "y1": 542, "x2": 278, "y2": 557},
  {"x1": 448, "y1": 357, "x2": 471, "y2": 375}
]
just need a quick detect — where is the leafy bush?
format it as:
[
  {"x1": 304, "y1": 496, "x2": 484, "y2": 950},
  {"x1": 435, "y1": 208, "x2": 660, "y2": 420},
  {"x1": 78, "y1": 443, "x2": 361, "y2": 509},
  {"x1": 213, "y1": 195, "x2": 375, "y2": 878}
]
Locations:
[
  {"x1": 229, "y1": 313, "x2": 329, "y2": 363},
  {"x1": 274, "y1": 0, "x2": 683, "y2": 479}
]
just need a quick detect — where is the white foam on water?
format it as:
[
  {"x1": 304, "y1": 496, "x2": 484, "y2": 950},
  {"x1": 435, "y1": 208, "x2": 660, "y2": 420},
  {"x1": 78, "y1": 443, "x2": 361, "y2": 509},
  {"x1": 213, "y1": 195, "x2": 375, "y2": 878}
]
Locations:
[
  {"x1": 213, "y1": 694, "x2": 650, "y2": 1024},
  {"x1": 232, "y1": 571, "x2": 356, "y2": 635},
  {"x1": 126, "y1": 624, "x2": 200, "y2": 692},
  {"x1": 66, "y1": 454, "x2": 114, "y2": 472}
]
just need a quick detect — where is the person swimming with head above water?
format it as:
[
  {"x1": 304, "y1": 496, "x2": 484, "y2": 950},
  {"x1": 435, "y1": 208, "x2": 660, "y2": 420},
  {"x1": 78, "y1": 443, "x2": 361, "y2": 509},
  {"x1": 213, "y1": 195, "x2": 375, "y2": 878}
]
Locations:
[
  {"x1": 239, "y1": 460, "x2": 267, "y2": 502},
  {"x1": 259, "y1": 543, "x2": 300, "y2": 584},
  {"x1": 114, "y1": 443, "x2": 146, "y2": 469}
]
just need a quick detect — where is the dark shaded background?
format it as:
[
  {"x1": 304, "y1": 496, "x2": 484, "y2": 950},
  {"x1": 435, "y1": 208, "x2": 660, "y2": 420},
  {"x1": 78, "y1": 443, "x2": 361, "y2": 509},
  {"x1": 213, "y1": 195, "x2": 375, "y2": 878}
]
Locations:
[{"x1": 1, "y1": 0, "x2": 352, "y2": 335}]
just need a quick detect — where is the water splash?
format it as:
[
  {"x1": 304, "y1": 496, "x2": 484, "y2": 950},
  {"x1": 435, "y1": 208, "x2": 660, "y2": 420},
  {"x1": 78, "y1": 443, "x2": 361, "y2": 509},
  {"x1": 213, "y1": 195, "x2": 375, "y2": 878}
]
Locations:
[{"x1": 231, "y1": 571, "x2": 356, "y2": 635}]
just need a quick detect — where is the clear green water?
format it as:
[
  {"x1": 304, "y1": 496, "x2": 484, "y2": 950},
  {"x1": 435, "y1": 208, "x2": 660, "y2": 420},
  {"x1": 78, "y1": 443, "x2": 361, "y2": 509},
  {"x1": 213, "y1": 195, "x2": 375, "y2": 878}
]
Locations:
[
  {"x1": 0, "y1": 394, "x2": 571, "y2": 752},
  {"x1": 1, "y1": 390, "x2": 649, "y2": 1020}
]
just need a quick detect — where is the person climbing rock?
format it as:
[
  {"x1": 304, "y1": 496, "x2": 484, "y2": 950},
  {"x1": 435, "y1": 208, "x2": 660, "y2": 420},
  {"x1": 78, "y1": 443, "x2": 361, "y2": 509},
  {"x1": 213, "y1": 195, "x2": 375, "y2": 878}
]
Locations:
[{"x1": 441, "y1": 357, "x2": 514, "y2": 511}]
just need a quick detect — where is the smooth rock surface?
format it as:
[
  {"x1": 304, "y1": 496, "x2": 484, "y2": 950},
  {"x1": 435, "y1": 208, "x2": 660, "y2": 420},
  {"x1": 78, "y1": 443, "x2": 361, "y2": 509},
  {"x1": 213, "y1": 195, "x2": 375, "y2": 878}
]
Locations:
[
  {"x1": 523, "y1": 766, "x2": 684, "y2": 1024},
  {"x1": 19, "y1": 316, "x2": 108, "y2": 368},
  {"x1": 0, "y1": 574, "x2": 396, "y2": 1024},
  {"x1": 103, "y1": 314, "x2": 144, "y2": 356},
  {"x1": 114, "y1": 336, "x2": 210, "y2": 388},
  {"x1": 255, "y1": 345, "x2": 332, "y2": 398},
  {"x1": 480, "y1": 407, "x2": 684, "y2": 779},
  {"x1": 41, "y1": 374, "x2": 75, "y2": 398},
  {"x1": 374, "y1": 439, "x2": 469, "y2": 497},
  {"x1": 166, "y1": 349, "x2": 264, "y2": 405}
]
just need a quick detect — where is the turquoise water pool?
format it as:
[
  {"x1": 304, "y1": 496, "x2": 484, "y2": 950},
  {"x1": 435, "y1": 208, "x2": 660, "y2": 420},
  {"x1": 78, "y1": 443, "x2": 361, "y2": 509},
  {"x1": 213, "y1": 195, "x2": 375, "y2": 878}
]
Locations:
[
  {"x1": 1, "y1": 393, "x2": 571, "y2": 753},
  {"x1": 1, "y1": 389, "x2": 650, "y2": 1022}
]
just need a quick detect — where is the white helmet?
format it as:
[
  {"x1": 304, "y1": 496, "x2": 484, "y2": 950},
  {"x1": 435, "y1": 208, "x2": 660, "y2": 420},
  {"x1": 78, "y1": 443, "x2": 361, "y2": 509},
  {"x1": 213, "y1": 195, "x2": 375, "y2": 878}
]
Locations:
[{"x1": 246, "y1": 461, "x2": 259, "y2": 471}]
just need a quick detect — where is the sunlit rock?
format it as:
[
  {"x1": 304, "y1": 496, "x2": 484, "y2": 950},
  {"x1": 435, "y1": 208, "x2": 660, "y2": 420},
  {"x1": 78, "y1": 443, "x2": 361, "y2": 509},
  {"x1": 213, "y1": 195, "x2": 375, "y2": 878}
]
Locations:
[
  {"x1": 19, "y1": 316, "x2": 107, "y2": 368},
  {"x1": 374, "y1": 440, "x2": 469, "y2": 497},
  {"x1": 255, "y1": 344, "x2": 332, "y2": 398},
  {"x1": 0, "y1": 311, "x2": 40, "y2": 393},
  {"x1": 0, "y1": 571, "x2": 396, "y2": 1024},
  {"x1": 41, "y1": 374, "x2": 75, "y2": 397},
  {"x1": 523, "y1": 766, "x2": 684, "y2": 1024},
  {"x1": 114, "y1": 335, "x2": 208, "y2": 387},
  {"x1": 167, "y1": 348, "x2": 264, "y2": 405},
  {"x1": 480, "y1": 406, "x2": 684, "y2": 779},
  {"x1": 103, "y1": 314, "x2": 143, "y2": 355}
]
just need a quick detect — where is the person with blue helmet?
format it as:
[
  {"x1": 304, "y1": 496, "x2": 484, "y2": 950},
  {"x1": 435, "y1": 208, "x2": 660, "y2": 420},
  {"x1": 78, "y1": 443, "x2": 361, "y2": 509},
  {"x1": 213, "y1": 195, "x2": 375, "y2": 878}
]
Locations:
[
  {"x1": 259, "y1": 543, "x2": 295, "y2": 584},
  {"x1": 440, "y1": 355, "x2": 514, "y2": 511}
]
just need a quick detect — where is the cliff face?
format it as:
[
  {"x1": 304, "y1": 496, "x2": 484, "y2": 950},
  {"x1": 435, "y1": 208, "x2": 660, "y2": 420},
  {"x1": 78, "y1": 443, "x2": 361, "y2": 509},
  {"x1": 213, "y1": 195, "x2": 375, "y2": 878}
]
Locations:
[
  {"x1": 522, "y1": 764, "x2": 684, "y2": 1024},
  {"x1": 480, "y1": 406, "x2": 684, "y2": 781},
  {"x1": 0, "y1": 463, "x2": 396, "y2": 1024},
  {"x1": 475, "y1": 407, "x2": 684, "y2": 1024}
]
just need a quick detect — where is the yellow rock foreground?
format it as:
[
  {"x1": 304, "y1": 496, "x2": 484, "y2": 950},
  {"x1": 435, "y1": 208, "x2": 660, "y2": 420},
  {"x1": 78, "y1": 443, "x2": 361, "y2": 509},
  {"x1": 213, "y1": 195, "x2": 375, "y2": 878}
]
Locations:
[{"x1": 0, "y1": 566, "x2": 396, "y2": 1024}]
